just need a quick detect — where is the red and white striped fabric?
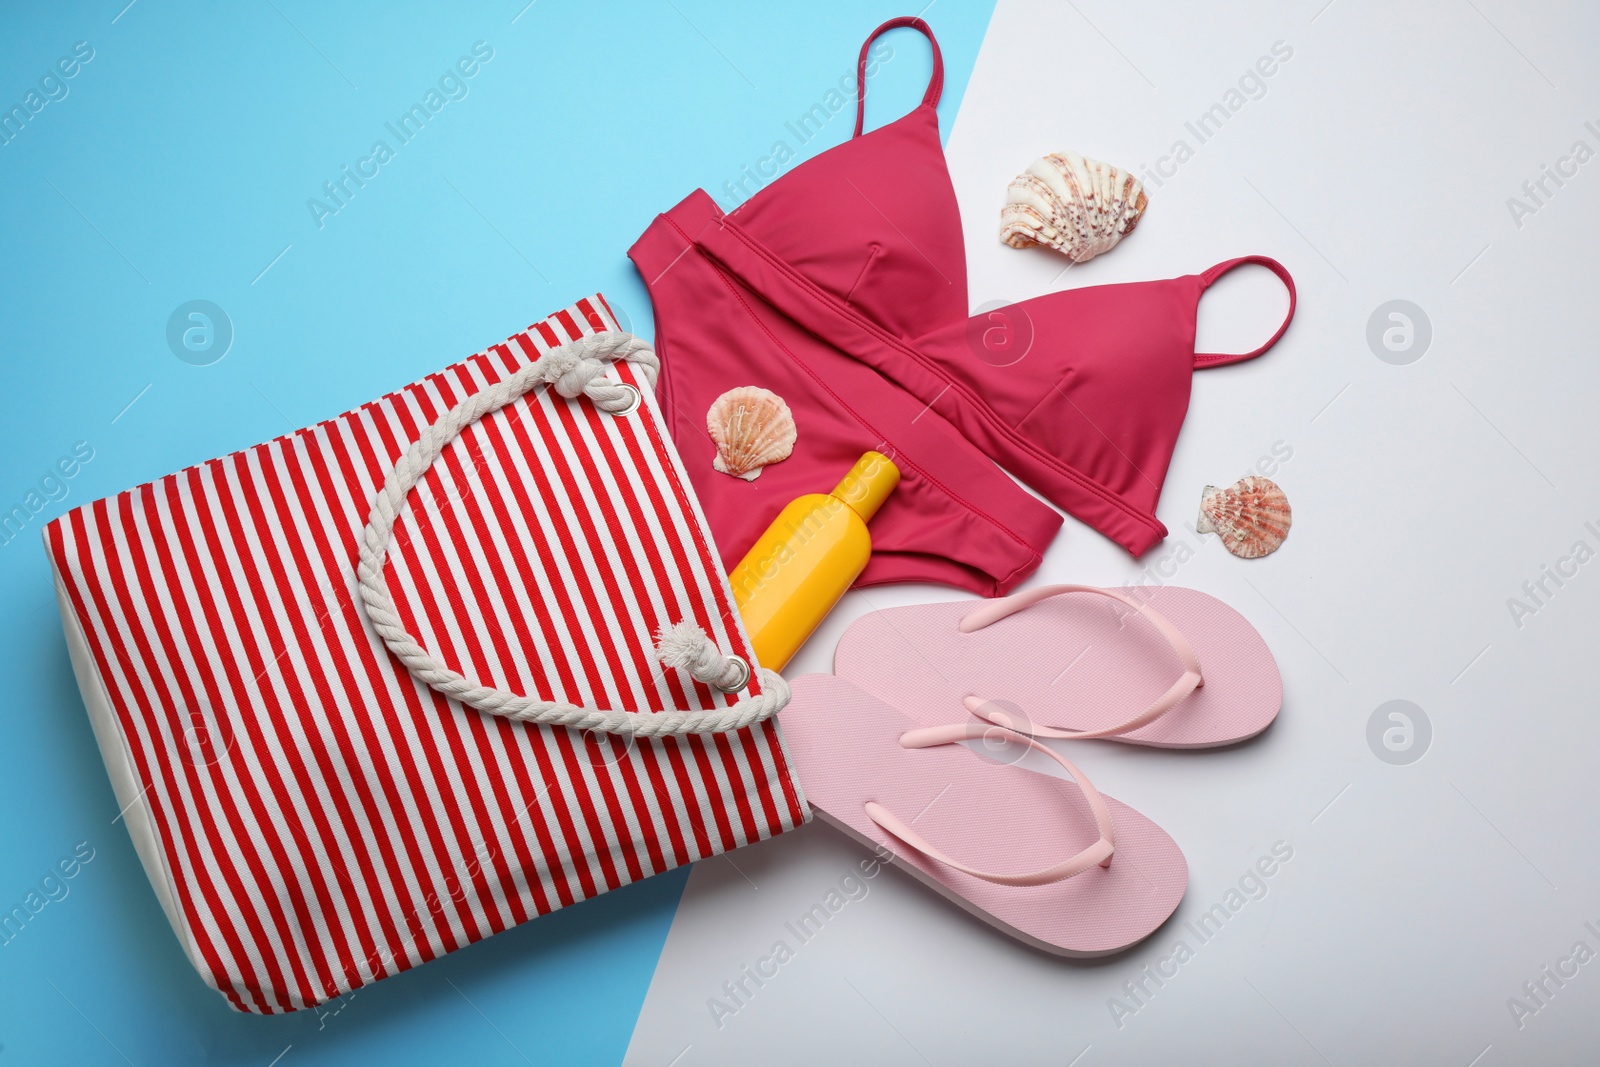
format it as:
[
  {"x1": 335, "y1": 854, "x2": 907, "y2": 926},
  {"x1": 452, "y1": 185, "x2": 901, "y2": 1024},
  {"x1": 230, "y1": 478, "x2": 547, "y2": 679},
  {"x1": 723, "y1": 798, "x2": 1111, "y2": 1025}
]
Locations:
[{"x1": 44, "y1": 295, "x2": 808, "y2": 1014}]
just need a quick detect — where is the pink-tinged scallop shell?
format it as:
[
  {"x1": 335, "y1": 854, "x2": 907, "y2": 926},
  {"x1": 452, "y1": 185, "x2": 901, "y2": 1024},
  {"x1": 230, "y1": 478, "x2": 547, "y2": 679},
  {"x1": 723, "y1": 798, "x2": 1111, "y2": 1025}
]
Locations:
[
  {"x1": 706, "y1": 386, "x2": 796, "y2": 480},
  {"x1": 999, "y1": 151, "x2": 1148, "y2": 264},
  {"x1": 1197, "y1": 476, "x2": 1291, "y2": 559}
]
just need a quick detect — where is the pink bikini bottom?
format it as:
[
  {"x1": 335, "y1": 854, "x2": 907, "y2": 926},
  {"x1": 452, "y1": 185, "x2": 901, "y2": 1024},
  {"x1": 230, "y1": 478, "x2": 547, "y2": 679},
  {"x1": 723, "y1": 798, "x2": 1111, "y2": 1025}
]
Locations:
[{"x1": 631, "y1": 190, "x2": 1063, "y2": 596}]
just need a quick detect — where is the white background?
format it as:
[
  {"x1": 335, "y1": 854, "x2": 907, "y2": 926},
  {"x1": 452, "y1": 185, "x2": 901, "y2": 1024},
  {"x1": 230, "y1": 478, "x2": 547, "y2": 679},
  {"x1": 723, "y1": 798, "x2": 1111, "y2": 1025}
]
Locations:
[{"x1": 626, "y1": 1, "x2": 1600, "y2": 1063}]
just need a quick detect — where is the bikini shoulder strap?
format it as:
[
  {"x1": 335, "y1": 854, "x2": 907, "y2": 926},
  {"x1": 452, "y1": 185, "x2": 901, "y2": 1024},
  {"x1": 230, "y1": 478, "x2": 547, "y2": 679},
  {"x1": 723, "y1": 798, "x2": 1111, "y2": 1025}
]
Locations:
[
  {"x1": 853, "y1": 16, "x2": 944, "y2": 138},
  {"x1": 1193, "y1": 255, "x2": 1297, "y2": 369}
]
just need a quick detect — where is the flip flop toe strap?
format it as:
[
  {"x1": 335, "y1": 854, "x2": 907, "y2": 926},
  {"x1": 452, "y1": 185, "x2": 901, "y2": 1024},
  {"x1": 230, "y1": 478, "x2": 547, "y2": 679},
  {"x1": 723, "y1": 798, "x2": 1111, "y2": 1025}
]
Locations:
[
  {"x1": 960, "y1": 584, "x2": 1204, "y2": 740},
  {"x1": 863, "y1": 722, "x2": 1115, "y2": 887}
]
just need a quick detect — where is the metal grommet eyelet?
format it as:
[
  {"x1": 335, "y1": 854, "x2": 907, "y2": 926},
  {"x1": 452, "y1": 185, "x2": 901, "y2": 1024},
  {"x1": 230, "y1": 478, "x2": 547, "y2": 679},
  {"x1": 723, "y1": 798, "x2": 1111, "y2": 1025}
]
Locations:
[
  {"x1": 712, "y1": 655, "x2": 751, "y2": 693},
  {"x1": 609, "y1": 383, "x2": 642, "y2": 417}
]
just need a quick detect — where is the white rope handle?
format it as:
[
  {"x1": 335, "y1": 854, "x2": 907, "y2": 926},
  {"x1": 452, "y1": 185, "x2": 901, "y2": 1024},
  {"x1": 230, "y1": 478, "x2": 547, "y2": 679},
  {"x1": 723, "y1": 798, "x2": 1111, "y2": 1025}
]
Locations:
[{"x1": 355, "y1": 329, "x2": 790, "y2": 738}]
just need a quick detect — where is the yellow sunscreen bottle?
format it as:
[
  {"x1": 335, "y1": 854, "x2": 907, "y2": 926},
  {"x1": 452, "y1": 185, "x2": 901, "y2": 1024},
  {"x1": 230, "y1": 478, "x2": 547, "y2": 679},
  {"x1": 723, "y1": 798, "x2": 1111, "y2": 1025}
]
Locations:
[{"x1": 728, "y1": 451, "x2": 900, "y2": 671}]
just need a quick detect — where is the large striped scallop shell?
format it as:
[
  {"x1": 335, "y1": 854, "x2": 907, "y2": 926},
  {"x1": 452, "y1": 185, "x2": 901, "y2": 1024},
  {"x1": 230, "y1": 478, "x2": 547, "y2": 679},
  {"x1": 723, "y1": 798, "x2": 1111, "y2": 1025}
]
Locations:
[
  {"x1": 1197, "y1": 476, "x2": 1291, "y2": 559},
  {"x1": 706, "y1": 386, "x2": 796, "y2": 480},
  {"x1": 1000, "y1": 151, "x2": 1148, "y2": 264}
]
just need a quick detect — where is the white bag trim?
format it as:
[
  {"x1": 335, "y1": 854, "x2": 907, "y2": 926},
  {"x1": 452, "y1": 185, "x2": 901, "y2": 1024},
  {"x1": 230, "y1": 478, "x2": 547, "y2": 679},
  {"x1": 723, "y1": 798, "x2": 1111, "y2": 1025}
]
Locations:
[{"x1": 50, "y1": 568, "x2": 192, "y2": 957}]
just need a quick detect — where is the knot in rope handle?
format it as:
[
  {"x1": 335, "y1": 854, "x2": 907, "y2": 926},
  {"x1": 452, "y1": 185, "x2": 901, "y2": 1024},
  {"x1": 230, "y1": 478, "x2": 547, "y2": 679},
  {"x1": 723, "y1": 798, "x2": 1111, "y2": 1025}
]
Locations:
[
  {"x1": 536, "y1": 330, "x2": 659, "y2": 412},
  {"x1": 355, "y1": 329, "x2": 788, "y2": 738}
]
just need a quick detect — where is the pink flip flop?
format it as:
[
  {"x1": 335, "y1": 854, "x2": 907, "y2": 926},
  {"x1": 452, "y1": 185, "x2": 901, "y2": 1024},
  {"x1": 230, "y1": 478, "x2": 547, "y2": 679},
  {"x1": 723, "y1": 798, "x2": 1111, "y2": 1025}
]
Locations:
[
  {"x1": 836, "y1": 585, "x2": 1282, "y2": 749},
  {"x1": 779, "y1": 674, "x2": 1187, "y2": 957}
]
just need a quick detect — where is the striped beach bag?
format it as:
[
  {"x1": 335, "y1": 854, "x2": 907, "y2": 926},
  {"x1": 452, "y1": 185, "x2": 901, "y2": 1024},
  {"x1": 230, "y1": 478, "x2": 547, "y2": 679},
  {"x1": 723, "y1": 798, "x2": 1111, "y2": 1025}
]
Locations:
[{"x1": 43, "y1": 295, "x2": 807, "y2": 1013}]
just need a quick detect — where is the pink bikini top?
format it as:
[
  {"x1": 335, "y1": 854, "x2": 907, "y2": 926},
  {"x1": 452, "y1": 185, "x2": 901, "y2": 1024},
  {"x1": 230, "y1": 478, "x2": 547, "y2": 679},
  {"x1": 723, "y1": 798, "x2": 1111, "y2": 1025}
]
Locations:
[{"x1": 635, "y1": 16, "x2": 1296, "y2": 571}]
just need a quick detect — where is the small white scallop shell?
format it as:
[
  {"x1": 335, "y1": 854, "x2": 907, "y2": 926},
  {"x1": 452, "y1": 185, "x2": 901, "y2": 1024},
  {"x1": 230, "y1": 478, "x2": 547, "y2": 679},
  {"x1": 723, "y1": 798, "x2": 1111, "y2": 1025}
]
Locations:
[
  {"x1": 999, "y1": 151, "x2": 1148, "y2": 264},
  {"x1": 706, "y1": 387, "x2": 797, "y2": 481},
  {"x1": 1197, "y1": 476, "x2": 1292, "y2": 559}
]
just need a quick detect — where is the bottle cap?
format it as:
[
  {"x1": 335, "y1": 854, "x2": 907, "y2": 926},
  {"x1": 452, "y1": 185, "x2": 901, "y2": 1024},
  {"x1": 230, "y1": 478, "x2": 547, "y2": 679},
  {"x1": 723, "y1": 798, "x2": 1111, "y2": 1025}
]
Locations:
[{"x1": 831, "y1": 451, "x2": 900, "y2": 523}]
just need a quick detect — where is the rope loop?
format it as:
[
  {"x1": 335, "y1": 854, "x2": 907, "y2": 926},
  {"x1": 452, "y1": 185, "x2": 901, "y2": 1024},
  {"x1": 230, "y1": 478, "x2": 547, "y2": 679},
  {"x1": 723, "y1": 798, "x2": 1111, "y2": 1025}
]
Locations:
[{"x1": 355, "y1": 329, "x2": 787, "y2": 737}]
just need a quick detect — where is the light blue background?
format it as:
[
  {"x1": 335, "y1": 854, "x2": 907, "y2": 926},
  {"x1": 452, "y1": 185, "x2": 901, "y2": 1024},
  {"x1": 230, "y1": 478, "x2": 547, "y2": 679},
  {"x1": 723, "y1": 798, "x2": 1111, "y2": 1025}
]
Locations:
[{"x1": 0, "y1": 2, "x2": 993, "y2": 1063}]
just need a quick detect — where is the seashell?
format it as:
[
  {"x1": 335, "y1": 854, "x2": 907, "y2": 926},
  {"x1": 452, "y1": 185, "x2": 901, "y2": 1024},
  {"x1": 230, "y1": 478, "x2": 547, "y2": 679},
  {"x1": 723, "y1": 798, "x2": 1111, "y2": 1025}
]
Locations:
[
  {"x1": 706, "y1": 386, "x2": 797, "y2": 481},
  {"x1": 1197, "y1": 476, "x2": 1291, "y2": 559},
  {"x1": 999, "y1": 151, "x2": 1148, "y2": 264}
]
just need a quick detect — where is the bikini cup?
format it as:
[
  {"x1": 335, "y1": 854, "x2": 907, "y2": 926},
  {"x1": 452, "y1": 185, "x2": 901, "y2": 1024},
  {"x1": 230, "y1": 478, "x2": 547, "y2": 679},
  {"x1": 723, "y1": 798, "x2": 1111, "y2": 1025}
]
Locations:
[{"x1": 690, "y1": 16, "x2": 1297, "y2": 558}]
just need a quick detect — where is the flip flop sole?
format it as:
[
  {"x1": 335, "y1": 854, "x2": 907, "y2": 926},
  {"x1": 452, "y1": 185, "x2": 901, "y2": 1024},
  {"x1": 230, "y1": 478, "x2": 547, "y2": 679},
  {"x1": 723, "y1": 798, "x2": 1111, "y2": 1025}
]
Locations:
[
  {"x1": 835, "y1": 586, "x2": 1282, "y2": 748},
  {"x1": 781, "y1": 675, "x2": 1187, "y2": 957}
]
